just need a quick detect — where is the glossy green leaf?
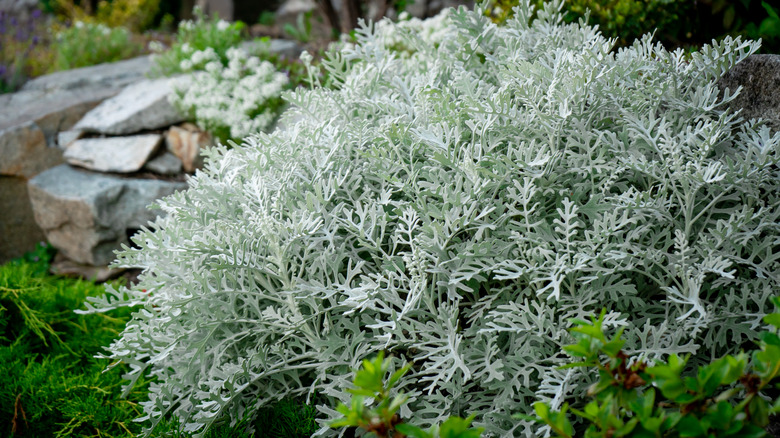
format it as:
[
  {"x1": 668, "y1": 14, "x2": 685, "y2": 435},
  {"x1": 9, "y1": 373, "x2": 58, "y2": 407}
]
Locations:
[
  {"x1": 676, "y1": 415, "x2": 708, "y2": 437},
  {"x1": 747, "y1": 397, "x2": 769, "y2": 427},
  {"x1": 395, "y1": 423, "x2": 432, "y2": 438},
  {"x1": 438, "y1": 414, "x2": 484, "y2": 438}
]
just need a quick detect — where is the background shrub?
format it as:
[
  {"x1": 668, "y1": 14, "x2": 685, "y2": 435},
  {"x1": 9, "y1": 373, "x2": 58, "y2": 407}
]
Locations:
[
  {"x1": 52, "y1": 20, "x2": 141, "y2": 71},
  {"x1": 84, "y1": 1, "x2": 780, "y2": 437},
  {"x1": 49, "y1": 0, "x2": 161, "y2": 32},
  {"x1": 487, "y1": 0, "x2": 780, "y2": 52},
  {"x1": 149, "y1": 8, "x2": 245, "y2": 77}
]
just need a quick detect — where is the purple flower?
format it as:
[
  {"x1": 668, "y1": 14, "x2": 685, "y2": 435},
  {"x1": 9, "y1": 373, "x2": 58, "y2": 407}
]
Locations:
[
  {"x1": 10, "y1": 17, "x2": 17, "y2": 26},
  {"x1": 32, "y1": 35, "x2": 38, "y2": 45},
  {"x1": 32, "y1": 9, "x2": 41, "y2": 19},
  {"x1": 0, "y1": 64, "x2": 6, "y2": 77}
]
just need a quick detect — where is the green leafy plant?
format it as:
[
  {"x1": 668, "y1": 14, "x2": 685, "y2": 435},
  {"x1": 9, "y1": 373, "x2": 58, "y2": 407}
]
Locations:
[
  {"x1": 331, "y1": 352, "x2": 484, "y2": 438},
  {"x1": 522, "y1": 299, "x2": 780, "y2": 437},
  {"x1": 743, "y1": 1, "x2": 780, "y2": 49},
  {"x1": 149, "y1": 7, "x2": 245, "y2": 77},
  {"x1": 489, "y1": 0, "x2": 780, "y2": 51},
  {"x1": 82, "y1": 1, "x2": 779, "y2": 436},
  {"x1": 485, "y1": 0, "x2": 689, "y2": 45},
  {"x1": 562, "y1": 0, "x2": 689, "y2": 46},
  {"x1": 283, "y1": 11, "x2": 313, "y2": 44},
  {"x1": 53, "y1": 20, "x2": 140, "y2": 71},
  {"x1": 257, "y1": 11, "x2": 276, "y2": 27}
]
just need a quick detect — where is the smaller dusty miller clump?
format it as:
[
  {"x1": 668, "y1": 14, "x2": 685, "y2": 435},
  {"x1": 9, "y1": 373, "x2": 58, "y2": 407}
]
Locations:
[
  {"x1": 83, "y1": 1, "x2": 780, "y2": 437},
  {"x1": 169, "y1": 46, "x2": 288, "y2": 141},
  {"x1": 374, "y1": 8, "x2": 454, "y2": 50}
]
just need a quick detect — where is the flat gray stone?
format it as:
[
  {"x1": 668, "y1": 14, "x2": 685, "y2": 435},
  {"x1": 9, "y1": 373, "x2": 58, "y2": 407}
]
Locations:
[
  {"x1": 144, "y1": 152, "x2": 183, "y2": 175},
  {"x1": 28, "y1": 164, "x2": 187, "y2": 265},
  {"x1": 1, "y1": 55, "x2": 150, "y2": 134},
  {"x1": 74, "y1": 77, "x2": 188, "y2": 135},
  {"x1": 64, "y1": 135, "x2": 162, "y2": 173},
  {"x1": 1, "y1": 84, "x2": 115, "y2": 131},
  {"x1": 22, "y1": 56, "x2": 151, "y2": 93},
  {"x1": 719, "y1": 54, "x2": 780, "y2": 133},
  {"x1": 57, "y1": 130, "x2": 84, "y2": 149}
]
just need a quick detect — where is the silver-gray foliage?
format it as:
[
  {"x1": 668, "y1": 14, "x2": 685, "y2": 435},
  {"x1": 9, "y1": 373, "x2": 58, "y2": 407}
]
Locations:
[{"x1": 81, "y1": 1, "x2": 780, "y2": 436}]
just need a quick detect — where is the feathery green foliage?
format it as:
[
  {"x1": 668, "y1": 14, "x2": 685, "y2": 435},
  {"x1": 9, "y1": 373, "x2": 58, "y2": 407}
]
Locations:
[
  {"x1": 83, "y1": 1, "x2": 780, "y2": 437},
  {"x1": 0, "y1": 245, "x2": 145, "y2": 438},
  {"x1": 253, "y1": 398, "x2": 318, "y2": 438},
  {"x1": 155, "y1": 397, "x2": 317, "y2": 438}
]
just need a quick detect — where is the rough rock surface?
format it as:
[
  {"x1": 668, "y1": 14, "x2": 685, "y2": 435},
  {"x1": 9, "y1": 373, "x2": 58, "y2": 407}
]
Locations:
[
  {"x1": 57, "y1": 130, "x2": 84, "y2": 149},
  {"x1": 0, "y1": 176, "x2": 47, "y2": 263},
  {"x1": 28, "y1": 165, "x2": 187, "y2": 265},
  {"x1": 74, "y1": 77, "x2": 187, "y2": 135},
  {"x1": 0, "y1": 56, "x2": 161, "y2": 262},
  {"x1": 166, "y1": 124, "x2": 210, "y2": 172},
  {"x1": 21, "y1": 56, "x2": 151, "y2": 94},
  {"x1": 0, "y1": 121, "x2": 62, "y2": 178},
  {"x1": 64, "y1": 135, "x2": 162, "y2": 173},
  {"x1": 49, "y1": 252, "x2": 126, "y2": 282},
  {"x1": 0, "y1": 88, "x2": 116, "y2": 178},
  {"x1": 145, "y1": 152, "x2": 183, "y2": 175},
  {"x1": 0, "y1": 56, "x2": 151, "y2": 137},
  {"x1": 0, "y1": 57, "x2": 152, "y2": 179},
  {"x1": 0, "y1": 0, "x2": 40, "y2": 20},
  {"x1": 719, "y1": 54, "x2": 780, "y2": 133}
]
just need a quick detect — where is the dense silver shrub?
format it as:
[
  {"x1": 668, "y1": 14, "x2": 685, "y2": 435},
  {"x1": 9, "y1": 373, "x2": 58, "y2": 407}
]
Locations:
[{"x1": 82, "y1": 1, "x2": 780, "y2": 436}]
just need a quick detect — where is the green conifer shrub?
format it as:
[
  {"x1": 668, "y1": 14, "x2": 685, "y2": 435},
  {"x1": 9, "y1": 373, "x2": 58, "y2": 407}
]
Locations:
[
  {"x1": 82, "y1": 1, "x2": 780, "y2": 436},
  {"x1": 0, "y1": 245, "x2": 147, "y2": 438}
]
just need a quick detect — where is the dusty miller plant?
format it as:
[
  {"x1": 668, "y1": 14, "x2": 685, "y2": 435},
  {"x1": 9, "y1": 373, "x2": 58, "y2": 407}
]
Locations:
[{"x1": 81, "y1": 1, "x2": 780, "y2": 436}]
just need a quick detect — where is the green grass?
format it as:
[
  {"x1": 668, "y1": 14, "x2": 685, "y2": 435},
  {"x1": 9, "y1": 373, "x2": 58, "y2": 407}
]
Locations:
[{"x1": 0, "y1": 244, "x2": 318, "y2": 438}]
